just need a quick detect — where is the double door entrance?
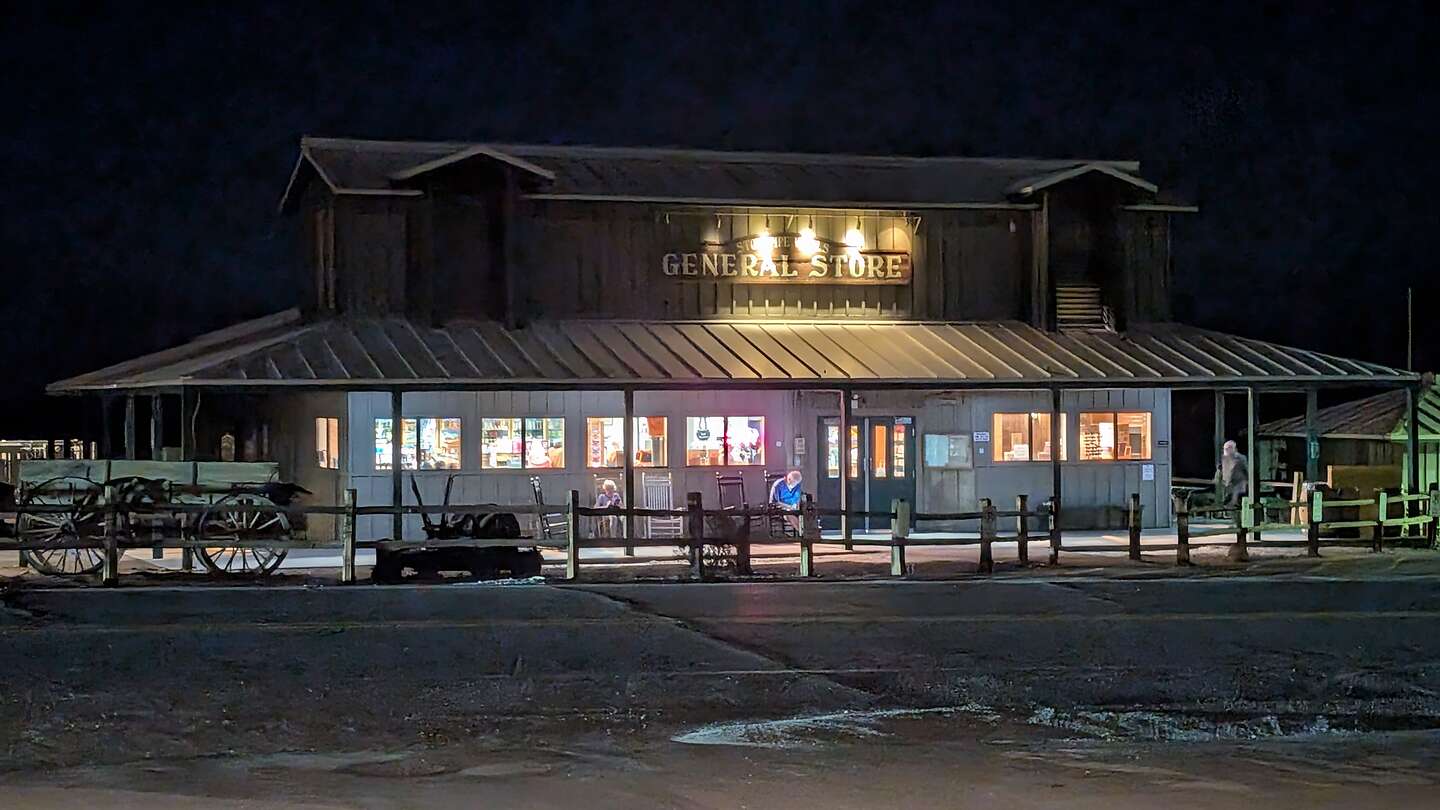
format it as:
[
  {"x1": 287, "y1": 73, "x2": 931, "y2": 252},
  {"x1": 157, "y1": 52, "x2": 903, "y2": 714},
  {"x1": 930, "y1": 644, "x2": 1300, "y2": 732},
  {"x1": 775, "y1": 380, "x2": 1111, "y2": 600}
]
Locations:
[{"x1": 816, "y1": 416, "x2": 916, "y2": 530}]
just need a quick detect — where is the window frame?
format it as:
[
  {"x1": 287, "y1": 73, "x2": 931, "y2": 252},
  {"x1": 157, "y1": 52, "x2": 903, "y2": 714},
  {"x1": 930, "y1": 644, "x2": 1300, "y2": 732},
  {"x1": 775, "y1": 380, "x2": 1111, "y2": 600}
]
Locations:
[
  {"x1": 991, "y1": 412, "x2": 1067, "y2": 463},
  {"x1": 481, "y1": 416, "x2": 566, "y2": 471},
  {"x1": 1077, "y1": 411, "x2": 1153, "y2": 462},
  {"x1": 315, "y1": 417, "x2": 340, "y2": 470},
  {"x1": 585, "y1": 416, "x2": 668, "y2": 469},
  {"x1": 685, "y1": 416, "x2": 767, "y2": 467},
  {"x1": 374, "y1": 417, "x2": 463, "y2": 472}
]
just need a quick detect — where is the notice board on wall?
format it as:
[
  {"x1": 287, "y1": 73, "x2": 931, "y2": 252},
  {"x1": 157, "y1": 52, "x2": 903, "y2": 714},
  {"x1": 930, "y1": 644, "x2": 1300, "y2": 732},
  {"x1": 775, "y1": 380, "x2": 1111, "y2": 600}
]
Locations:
[{"x1": 924, "y1": 434, "x2": 973, "y2": 469}]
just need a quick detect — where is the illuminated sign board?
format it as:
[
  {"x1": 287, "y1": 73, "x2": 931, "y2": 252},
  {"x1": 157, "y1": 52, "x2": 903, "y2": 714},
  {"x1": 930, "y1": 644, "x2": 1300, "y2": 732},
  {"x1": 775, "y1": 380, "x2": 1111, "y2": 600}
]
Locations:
[{"x1": 663, "y1": 231, "x2": 911, "y2": 285}]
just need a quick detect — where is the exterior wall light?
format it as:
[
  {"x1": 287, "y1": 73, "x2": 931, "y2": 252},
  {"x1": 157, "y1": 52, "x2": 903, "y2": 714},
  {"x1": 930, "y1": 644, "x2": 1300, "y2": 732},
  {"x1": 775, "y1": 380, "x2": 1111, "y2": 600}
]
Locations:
[{"x1": 796, "y1": 227, "x2": 820, "y2": 256}]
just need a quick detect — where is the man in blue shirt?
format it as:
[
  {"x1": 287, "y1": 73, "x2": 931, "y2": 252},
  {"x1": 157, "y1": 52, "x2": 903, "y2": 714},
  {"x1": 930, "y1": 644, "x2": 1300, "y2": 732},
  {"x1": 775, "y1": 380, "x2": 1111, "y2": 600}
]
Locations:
[{"x1": 769, "y1": 470, "x2": 804, "y2": 531}]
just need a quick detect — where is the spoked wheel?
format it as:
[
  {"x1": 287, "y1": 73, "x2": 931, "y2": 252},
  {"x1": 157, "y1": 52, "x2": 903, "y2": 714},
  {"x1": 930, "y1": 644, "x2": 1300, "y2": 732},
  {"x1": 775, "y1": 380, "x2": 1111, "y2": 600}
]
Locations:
[
  {"x1": 17, "y1": 477, "x2": 107, "y2": 576},
  {"x1": 196, "y1": 493, "x2": 289, "y2": 576}
]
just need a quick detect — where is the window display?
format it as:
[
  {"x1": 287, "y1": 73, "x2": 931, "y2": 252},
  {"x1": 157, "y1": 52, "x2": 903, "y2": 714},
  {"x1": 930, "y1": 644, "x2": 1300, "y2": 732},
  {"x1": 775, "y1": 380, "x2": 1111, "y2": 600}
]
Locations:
[
  {"x1": 586, "y1": 417, "x2": 667, "y2": 467},
  {"x1": 1078, "y1": 412, "x2": 1151, "y2": 461},
  {"x1": 686, "y1": 416, "x2": 765, "y2": 466},
  {"x1": 992, "y1": 412, "x2": 1067, "y2": 462}
]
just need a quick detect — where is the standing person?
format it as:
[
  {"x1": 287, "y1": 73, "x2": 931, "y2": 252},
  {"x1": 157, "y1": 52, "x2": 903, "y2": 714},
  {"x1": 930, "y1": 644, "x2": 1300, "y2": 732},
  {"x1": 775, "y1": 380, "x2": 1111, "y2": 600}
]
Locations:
[
  {"x1": 769, "y1": 470, "x2": 804, "y2": 531},
  {"x1": 1219, "y1": 440, "x2": 1248, "y2": 507}
]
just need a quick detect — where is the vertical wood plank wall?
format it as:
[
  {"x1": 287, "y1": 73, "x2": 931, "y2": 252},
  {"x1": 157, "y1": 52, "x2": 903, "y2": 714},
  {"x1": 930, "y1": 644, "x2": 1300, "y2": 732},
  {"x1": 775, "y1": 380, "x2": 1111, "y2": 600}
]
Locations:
[{"x1": 345, "y1": 387, "x2": 1172, "y2": 540}]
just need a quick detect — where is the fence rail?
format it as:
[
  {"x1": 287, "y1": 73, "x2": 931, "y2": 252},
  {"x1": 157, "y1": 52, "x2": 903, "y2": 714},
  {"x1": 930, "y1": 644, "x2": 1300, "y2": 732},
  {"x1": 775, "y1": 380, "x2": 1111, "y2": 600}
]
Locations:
[{"x1": 7, "y1": 479, "x2": 1438, "y2": 587}]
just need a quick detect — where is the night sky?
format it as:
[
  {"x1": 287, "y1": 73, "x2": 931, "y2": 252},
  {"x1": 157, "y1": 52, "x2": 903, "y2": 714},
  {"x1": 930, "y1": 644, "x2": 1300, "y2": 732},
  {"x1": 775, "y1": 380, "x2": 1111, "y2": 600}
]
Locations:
[{"x1": 1, "y1": 1, "x2": 1433, "y2": 441}]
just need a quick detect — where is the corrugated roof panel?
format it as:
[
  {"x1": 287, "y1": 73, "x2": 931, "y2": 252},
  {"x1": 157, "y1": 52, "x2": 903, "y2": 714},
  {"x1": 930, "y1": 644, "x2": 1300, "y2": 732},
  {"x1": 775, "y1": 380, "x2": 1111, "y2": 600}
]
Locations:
[
  {"x1": 641, "y1": 324, "x2": 730, "y2": 379},
  {"x1": 672, "y1": 325, "x2": 758, "y2": 379},
  {"x1": 730, "y1": 324, "x2": 821, "y2": 379},
  {"x1": 47, "y1": 313, "x2": 1419, "y2": 393},
  {"x1": 754, "y1": 324, "x2": 847, "y2": 379}
]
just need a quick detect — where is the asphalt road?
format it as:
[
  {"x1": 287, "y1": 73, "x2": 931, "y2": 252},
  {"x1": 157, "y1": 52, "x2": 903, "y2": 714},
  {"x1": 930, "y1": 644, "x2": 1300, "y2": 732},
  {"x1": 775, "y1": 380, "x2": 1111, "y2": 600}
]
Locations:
[{"x1": 4, "y1": 575, "x2": 1440, "y2": 806}]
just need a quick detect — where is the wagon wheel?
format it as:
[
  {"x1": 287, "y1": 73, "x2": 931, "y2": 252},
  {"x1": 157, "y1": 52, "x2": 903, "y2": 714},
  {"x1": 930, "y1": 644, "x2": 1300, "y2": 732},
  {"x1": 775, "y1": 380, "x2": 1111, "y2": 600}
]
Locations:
[
  {"x1": 195, "y1": 493, "x2": 289, "y2": 576},
  {"x1": 17, "y1": 476, "x2": 107, "y2": 576}
]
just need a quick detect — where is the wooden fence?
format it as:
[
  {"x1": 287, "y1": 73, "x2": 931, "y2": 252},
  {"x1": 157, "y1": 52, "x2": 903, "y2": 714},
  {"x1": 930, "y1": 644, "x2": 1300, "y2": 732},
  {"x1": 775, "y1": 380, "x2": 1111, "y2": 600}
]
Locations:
[{"x1": 7, "y1": 484, "x2": 1436, "y2": 586}]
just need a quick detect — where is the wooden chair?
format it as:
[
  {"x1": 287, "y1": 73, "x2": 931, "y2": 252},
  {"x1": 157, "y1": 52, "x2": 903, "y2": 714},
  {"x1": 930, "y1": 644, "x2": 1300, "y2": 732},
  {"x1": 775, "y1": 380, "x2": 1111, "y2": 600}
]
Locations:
[
  {"x1": 641, "y1": 471, "x2": 684, "y2": 540},
  {"x1": 529, "y1": 476, "x2": 568, "y2": 541},
  {"x1": 715, "y1": 472, "x2": 746, "y2": 511}
]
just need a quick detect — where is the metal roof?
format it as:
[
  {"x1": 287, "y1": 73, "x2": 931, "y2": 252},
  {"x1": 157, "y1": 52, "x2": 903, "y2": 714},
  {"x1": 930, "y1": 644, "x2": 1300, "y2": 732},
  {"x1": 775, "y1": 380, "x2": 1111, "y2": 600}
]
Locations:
[
  {"x1": 280, "y1": 137, "x2": 1190, "y2": 212},
  {"x1": 50, "y1": 310, "x2": 1416, "y2": 394},
  {"x1": 1256, "y1": 386, "x2": 1440, "y2": 441}
]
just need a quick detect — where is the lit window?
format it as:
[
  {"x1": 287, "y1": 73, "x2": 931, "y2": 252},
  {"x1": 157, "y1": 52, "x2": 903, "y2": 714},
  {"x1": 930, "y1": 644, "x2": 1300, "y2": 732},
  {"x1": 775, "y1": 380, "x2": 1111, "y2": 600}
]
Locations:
[
  {"x1": 315, "y1": 417, "x2": 340, "y2": 469},
  {"x1": 1078, "y1": 412, "x2": 1151, "y2": 461},
  {"x1": 826, "y1": 422, "x2": 840, "y2": 477},
  {"x1": 893, "y1": 422, "x2": 908, "y2": 478},
  {"x1": 849, "y1": 424, "x2": 859, "y2": 479},
  {"x1": 685, "y1": 416, "x2": 765, "y2": 466},
  {"x1": 481, "y1": 418, "x2": 522, "y2": 469},
  {"x1": 523, "y1": 418, "x2": 566, "y2": 469},
  {"x1": 872, "y1": 424, "x2": 888, "y2": 478},
  {"x1": 377, "y1": 418, "x2": 460, "y2": 471},
  {"x1": 585, "y1": 417, "x2": 667, "y2": 468},
  {"x1": 992, "y1": 413, "x2": 1067, "y2": 462}
]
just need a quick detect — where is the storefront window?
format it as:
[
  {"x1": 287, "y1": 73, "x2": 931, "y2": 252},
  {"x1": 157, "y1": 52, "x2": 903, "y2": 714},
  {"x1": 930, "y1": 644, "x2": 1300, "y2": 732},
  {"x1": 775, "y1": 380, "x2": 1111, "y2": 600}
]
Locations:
[
  {"x1": 315, "y1": 417, "x2": 339, "y2": 469},
  {"x1": 481, "y1": 418, "x2": 523, "y2": 469},
  {"x1": 849, "y1": 424, "x2": 859, "y2": 479},
  {"x1": 826, "y1": 423, "x2": 840, "y2": 477},
  {"x1": 1078, "y1": 412, "x2": 1151, "y2": 461},
  {"x1": 376, "y1": 418, "x2": 461, "y2": 471},
  {"x1": 685, "y1": 416, "x2": 765, "y2": 466},
  {"x1": 993, "y1": 413, "x2": 1067, "y2": 462},
  {"x1": 586, "y1": 417, "x2": 667, "y2": 468},
  {"x1": 524, "y1": 418, "x2": 566, "y2": 469}
]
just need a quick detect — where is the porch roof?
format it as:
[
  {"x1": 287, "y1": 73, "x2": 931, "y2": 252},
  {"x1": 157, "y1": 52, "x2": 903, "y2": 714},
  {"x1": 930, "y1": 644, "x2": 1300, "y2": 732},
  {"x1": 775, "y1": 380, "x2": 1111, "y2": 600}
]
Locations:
[
  {"x1": 1256, "y1": 385, "x2": 1440, "y2": 441},
  {"x1": 49, "y1": 309, "x2": 1416, "y2": 394}
]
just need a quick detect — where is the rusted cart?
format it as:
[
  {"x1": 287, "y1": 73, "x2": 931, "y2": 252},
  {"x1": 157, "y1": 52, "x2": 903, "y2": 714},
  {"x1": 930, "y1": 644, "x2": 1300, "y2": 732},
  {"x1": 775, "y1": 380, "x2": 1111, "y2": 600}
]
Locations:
[{"x1": 13, "y1": 460, "x2": 303, "y2": 577}]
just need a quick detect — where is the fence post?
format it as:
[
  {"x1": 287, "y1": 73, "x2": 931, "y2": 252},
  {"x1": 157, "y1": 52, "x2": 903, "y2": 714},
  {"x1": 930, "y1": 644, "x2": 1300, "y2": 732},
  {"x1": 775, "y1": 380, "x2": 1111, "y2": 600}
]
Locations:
[
  {"x1": 979, "y1": 498, "x2": 996, "y2": 574},
  {"x1": 1308, "y1": 488, "x2": 1323, "y2": 557},
  {"x1": 686, "y1": 491, "x2": 705, "y2": 581},
  {"x1": 566, "y1": 489, "x2": 581, "y2": 581},
  {"x1": 1374, "y1": 489, "x2": 1387, "y2": 553},
  {"x1": 1015, "y1": 494, "x2": 1029, "y2": 565},
  {"x1": 101, "y1": 483, "x2": 119, "y2": 587},
  {"x1": 799, "y1": 495, "x2": 816, "y2": 577},
  {"x1": 736, "y1": 501, "x2": 752, "y2": 576},
  {"x1": 1173, "y1": 493, "x2": 1190, "y2": 566},
  {"x1": 1047, "y1": 496, "x2": 1062, "y2": 565},
  {"x1": 14, "y1": 495, "x2": 26, "y2": 569},
  {"x1": 1252, "y1": 496, "x2": 1263, "y2": 545},
  {"x1": 341, "y1": 488, "x2": 357, "y2": 583},
  {"x1": 1127, "y1": 492, "x2": 1142, "y2": 561},
  {"x1": 1231, "y1": 496, "x2": 1249, "y2": 562},
  {"x1": 1429, "y1": 483, "x2": 1440, "y2": 549},
  {"x1": 890, "y1": 497, "x2": 908, "y2": 577}
]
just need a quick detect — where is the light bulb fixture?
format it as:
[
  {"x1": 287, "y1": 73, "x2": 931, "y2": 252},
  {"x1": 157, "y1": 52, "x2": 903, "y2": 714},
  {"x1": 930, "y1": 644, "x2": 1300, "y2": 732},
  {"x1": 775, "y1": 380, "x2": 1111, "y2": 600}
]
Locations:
[
  {"x1": 753, "y1": 228, "x2": 775, "y2": 257},
  {"x1": 843, "y1": 226, "x2": 865, "y2": 251},
  {"x1": 796, "y1": 226, "x2": 820, "y2": 257}
]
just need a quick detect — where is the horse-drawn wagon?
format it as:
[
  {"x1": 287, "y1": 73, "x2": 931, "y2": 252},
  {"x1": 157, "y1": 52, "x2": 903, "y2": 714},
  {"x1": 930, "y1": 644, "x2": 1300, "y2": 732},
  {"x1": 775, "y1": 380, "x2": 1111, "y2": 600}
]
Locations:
[{"x1": 12, "y1": 460, "x2": 306, "y2": 577}]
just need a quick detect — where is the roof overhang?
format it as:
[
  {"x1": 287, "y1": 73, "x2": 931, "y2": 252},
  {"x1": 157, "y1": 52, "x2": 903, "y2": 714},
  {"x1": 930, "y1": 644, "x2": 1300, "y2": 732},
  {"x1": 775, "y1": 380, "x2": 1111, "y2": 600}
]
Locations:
[
  {"x1": 389, "y1": 144, "x2": 556, "y2": 184},
  {"x1": 1010, "y1": 162, "x2": 1159, "y2": 196},
  {"x1": 48, "y1": 315, "x2": 1421, "y2": 396}
]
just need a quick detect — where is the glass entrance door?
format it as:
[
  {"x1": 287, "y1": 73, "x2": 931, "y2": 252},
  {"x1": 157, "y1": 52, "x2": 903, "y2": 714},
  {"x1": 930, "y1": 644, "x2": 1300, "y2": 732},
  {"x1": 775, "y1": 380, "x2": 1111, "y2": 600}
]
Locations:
[{"x1": 818, "y1": 416, "x2": 916, "y2": 531}]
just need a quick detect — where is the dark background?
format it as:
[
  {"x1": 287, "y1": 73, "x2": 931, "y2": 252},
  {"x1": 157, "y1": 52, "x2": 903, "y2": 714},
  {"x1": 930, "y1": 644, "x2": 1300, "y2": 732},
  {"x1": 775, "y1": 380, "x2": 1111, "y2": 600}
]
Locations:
[{"x1": 1, "y1": 1, "x2": 1432, "y2": 472}]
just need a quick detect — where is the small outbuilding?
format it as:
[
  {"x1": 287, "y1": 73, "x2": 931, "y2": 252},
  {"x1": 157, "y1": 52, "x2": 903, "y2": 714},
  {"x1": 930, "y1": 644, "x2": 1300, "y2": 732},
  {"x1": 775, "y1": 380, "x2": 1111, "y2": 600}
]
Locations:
[{"x1": 1256, "y1": 384, "x2": 1440, "y2": 493}]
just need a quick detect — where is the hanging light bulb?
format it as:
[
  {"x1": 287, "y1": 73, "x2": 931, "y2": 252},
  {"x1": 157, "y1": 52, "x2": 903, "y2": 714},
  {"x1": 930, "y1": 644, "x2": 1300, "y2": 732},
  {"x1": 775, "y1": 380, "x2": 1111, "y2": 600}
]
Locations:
[
  {"x1": 844, "y1": 218, "x2": 865, "y2": 252},
  {"x1": 796, "y1": 226, "x2": 820, "y2": 257},
  {"x1": 753, "y1": 228, "x2": 775, "y2": 257}
]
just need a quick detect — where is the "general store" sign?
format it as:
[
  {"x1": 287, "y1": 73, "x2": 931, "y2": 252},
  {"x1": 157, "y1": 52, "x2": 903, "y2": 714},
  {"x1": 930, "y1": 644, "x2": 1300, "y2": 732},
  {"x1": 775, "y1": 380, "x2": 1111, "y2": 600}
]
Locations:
[{"x1": 662, "y1": 232, "x2": 911, "y2": 286}]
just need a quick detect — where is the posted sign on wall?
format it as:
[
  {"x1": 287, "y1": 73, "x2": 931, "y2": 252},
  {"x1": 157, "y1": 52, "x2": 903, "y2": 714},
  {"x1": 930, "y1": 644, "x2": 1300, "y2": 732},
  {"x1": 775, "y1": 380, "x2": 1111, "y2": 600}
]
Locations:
[{"x1": 663, "y1": 231, "x2": 911, "y2": 286}]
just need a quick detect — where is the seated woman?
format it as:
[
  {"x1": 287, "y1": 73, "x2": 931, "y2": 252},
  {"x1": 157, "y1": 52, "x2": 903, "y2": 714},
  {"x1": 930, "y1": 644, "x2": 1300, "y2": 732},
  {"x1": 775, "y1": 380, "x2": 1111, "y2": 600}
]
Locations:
[{"x1": 594, "y1": 479, "x2": 623, "y2": 537}]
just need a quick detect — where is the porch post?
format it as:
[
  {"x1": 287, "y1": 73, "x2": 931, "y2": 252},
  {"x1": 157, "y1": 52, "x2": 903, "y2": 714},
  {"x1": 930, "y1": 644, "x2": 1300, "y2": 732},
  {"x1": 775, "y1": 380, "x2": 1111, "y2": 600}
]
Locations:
[
  {"x1": 1304, "y1": 387, "x2": 1320, "y2": 484},
  {"x1": 99, "y1": 395, "x2": 113, "y2": 459},
  {"x1": 123, "y1": 394, "x2": 137, "y2": 460},
  {"x1": 150, "y1": 394, "x2": 164, "y2": 460},
  {"x1": 391, "y1": 389, "x2": 404, "y2": 542},
  {"x1": 1050, "y1": 387, "x2": 1062, "y2": 517},
  {"x1": 1245, "y1": 386, "x2": 1257, "y2": 505},
  {"x1": 1214, "y1": 390, "x2": 1226, "y2": 499},
  {"x1": 622, "y1": 387, "x2": 635, "y2": 553},
  {"x1": 839, "y1": 388, "x2": 853, "y2": 543},
  {"x1": 179, "y1": 387, "x2": 194, "y2": 461},
  {"x1": 1407, "y1": 384, "x2": 1421, "y2": 493}
]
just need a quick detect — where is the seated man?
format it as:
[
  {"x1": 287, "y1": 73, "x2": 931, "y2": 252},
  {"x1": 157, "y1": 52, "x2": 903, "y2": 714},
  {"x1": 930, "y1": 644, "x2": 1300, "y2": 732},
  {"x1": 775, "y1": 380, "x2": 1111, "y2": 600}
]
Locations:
[{"x1": 768, "y1": 470, "x2": 804, "y2": 532}]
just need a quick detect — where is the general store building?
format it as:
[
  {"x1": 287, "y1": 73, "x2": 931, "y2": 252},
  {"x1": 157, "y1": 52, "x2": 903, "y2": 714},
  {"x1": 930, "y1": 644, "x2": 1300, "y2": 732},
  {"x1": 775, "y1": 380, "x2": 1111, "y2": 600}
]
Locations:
[{"x1": 49, "y1": 138, "x2": 1420, "y2": 542}]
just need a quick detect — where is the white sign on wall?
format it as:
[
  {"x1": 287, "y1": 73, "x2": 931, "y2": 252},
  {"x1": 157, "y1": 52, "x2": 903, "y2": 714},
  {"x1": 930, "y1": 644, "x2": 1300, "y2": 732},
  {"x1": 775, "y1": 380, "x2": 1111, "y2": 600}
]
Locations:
[
  {"x1": 973, "y1": 431, "x2": 990, "y2": 443},
  {"x1": 1142, "y1": 463, "x2": 1155, "y2": 481}
]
